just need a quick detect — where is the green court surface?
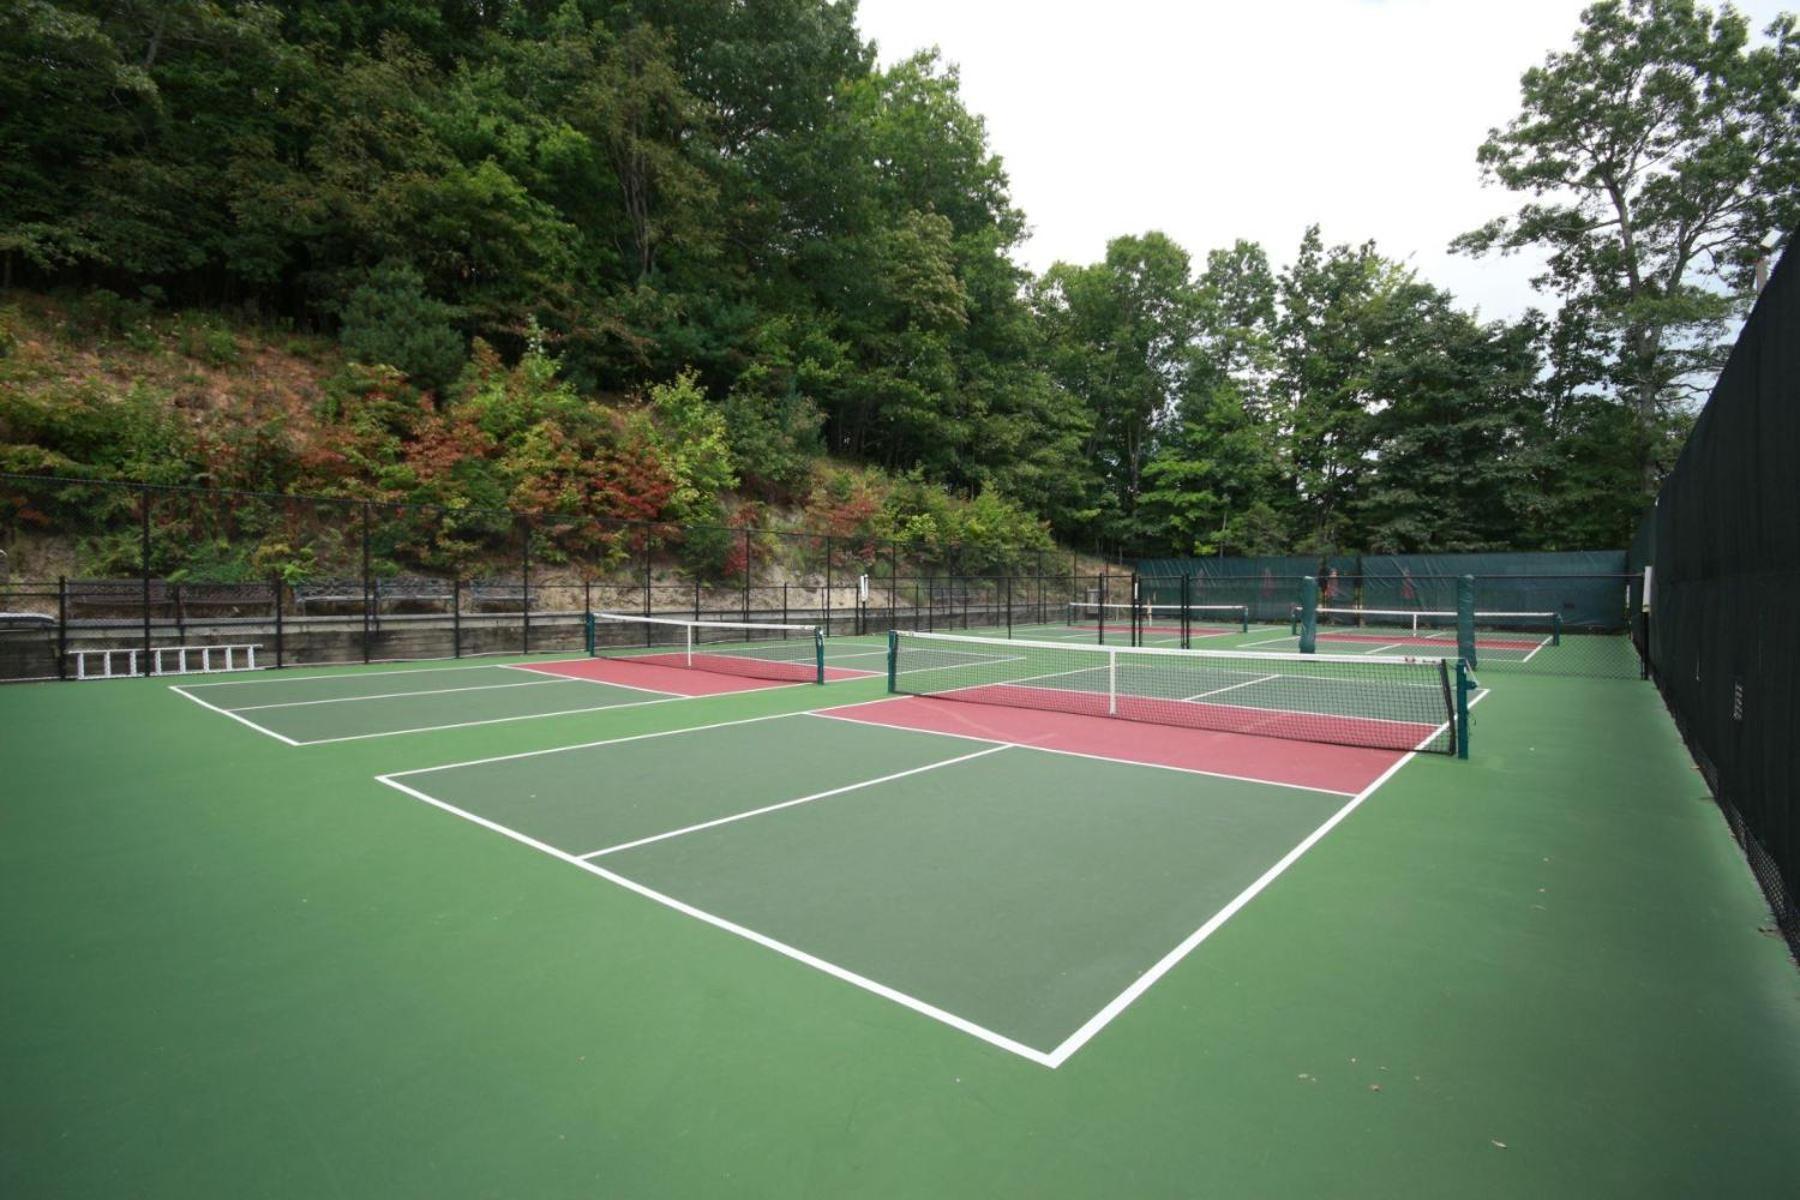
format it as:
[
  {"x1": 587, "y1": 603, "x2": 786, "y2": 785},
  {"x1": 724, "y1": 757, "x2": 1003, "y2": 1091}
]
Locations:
[{"x1": 3, "y1": 633, "x2": 1798, "y2": 1197}]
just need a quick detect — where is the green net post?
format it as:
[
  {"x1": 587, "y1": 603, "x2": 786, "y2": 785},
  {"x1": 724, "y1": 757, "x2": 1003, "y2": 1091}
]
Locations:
[
  {"x1": 1298, "y1": 576, "x2": 1318, "y2": 654},
  {"x1": 1552, "y1": 612, "x2": 1563, "y2": 646},
  {"x1": 1456, "y1": 575, "x2": 1477, "y2": 669},
  {"x1": 584, "y1": 610, "x2": 595, "y2": 655},
  {"x1": 1179, "y1": 574, "x2": 1191, "y2": 650},
  {"x1": 813, "y1": 629, "x2": 826, "y2": 684},
  {"x1": 887, "y1": 628, "x2": 898, "y2": 692},
  {"x1": 1456, "y1": 659, "x2": 1472, "y2": 759}
]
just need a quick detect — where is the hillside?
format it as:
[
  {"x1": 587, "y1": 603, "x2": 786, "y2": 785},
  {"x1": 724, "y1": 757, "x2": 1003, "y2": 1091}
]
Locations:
[{"x1": 0, "y1": 292, "x2": 1069, "y2": 595}]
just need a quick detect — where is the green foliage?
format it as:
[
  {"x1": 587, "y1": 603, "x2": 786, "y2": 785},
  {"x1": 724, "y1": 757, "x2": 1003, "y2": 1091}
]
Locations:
[
  {"x1": 5, "y1": 1, "x2": 1779, "y2": 562},
  {"x1": 338, "y1": 263, "x2": 466, "y2": 392},
  {"x1": 1453, "y1": 0, "x2": 1800, "y2": 503},
  {"x1": 721, "y1": 370, "x2": 825, "y2": 500}
]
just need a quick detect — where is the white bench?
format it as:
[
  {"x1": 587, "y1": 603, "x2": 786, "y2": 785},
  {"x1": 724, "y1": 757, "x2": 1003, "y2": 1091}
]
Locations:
[{"x1": 69, "y1": 643, "x2": 261, "y2": 679}]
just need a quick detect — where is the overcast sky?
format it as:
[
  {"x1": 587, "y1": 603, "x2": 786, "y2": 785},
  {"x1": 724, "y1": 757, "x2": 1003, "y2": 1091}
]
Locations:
[{"x1": 855, "y1": 0, "x2": 1794, "y2": 322}]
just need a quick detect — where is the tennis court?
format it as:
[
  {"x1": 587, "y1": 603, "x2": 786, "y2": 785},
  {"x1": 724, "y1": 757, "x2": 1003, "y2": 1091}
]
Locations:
[{"x1": 5, "y1": 612, "x2": 1797, "y2": 1198}]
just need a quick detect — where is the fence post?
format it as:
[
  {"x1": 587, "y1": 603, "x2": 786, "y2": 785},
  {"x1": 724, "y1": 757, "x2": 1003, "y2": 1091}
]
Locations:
[
  {"x1": 889, "y1": 545, "x2": 897, "y2": 633},
  {"x1": 520, "y1": 514, "x2": 531, "y2": 656},
  {"x1": 453, "y1": 577, "x2": 462, "y2": 658},
  {"x1": 56, "y1": 575, "x2": 67, "y2": 679},
  {"x1": 273, "y1": 574, "x2": 284, "y2": 668},
  {"x1": 694, "y1": 577, "x2": 701, "y2": 622},
  {"x1": 742, "y1": 529, "x2": 751, "y2": 623},
  {"x1": 360, "y1": 501, "x2": 372, "y2": 664},
  {"x1": 642, "y1": 538, "x2": 652, "y2": 618},
  {"x1": 140, "y1": 485, "x2": 152, "y2": 673},
  {"x1": 824, "y1": 536, "x2": 833, "y2": 637}
]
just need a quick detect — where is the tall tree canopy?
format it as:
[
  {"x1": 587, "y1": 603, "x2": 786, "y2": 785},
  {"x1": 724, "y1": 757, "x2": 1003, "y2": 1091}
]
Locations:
[
  {"x1": 3, "y1": 0, "x2": 1796, "y2": 561},
  {"x1": 1453, "y1": 0, "x2": 1800, "y2": 516}
]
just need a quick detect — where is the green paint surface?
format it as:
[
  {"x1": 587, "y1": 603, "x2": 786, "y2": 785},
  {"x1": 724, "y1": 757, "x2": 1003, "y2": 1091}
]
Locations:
[
  {"x1": 3, "y1": 645, "x2": 1797, "y2": 1198},
  {"x1": 603, "y1": 741, "x2": 1343, "y2": 1049}
]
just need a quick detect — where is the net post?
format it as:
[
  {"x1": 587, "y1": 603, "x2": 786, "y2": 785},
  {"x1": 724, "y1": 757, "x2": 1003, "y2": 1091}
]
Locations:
[
  {"x1": 814, "y1": 627, "x2": 826, "y2": 684},
  {"x1": 1456, "y1": 658, "x2": 1472, "y2": 760},
  {"x1": 1179, "y1": 573, "x2": 1191, "y2": 650},
  {"x1": 1456, "y1": 575, "x2": 1478, "y2": 669},
  {"x1": 1107, "y1": 646, "x2": 1118, "y2": 716},
  {"x1": 1298, "y1": 576, "x2": 1318, "y2": 654},
  {"x1": 886, "y1": 628, "x2": 898, "y2": 692},
  {"x1": 583, "y1": 609, "x2": 595, "y2": 656},
  {"x1": 1552, "y1": 612, "x2": 1563, "y2": 647}
]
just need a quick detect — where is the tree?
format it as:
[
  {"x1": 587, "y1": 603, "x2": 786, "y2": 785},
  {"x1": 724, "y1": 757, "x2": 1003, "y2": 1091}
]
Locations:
[
  {"x1": 1134, "y1": 241, "x2": 1283, "y2": 555},
  {"x1": 1351, "y1": 289, "x2": 1548, "y2": 551},
  {"x1": 338, "y1": 261, "x2": 466, "y2": 393},
  {"x1": 1031, "y1": 232, "x2": 1202, "y2": 546},
  {"x1": 1453, "y1": 0, "x2": 1800, "y2": 500},
  {"x1": 1272, "y1": 228, "x2": 1393, "y2": 551}
]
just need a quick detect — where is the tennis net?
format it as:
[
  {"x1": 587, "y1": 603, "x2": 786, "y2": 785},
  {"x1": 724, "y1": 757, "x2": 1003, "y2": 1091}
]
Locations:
[
  {"x1": 587, "y1": 613, "x2": 825, "y2": 683},
  {"x1": 1068, "y1": 601, "x2": 1250, "y2": 634},
  {"x1": 1295, "y1": 606, "x2": 1559, "y2": 651},
  {"x1": 889, "y1": 630, "x2": 1464, "y2": 755}
]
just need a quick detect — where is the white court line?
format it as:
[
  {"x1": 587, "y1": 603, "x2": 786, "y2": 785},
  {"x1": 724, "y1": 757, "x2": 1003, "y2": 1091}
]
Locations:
[
  {"x1": 377, "y1": 694, "x2": 1481, "y2": 1067},
  {"x1": 292, "y1": 693, "x2": 692, "y2": 746},
  {"x1": 1039, "y1": 685, "x2": 1493, "y2": 1066},
  {"x1": 1361, "y1": 641, "x2": 1407, "y2": 655},
  {"x1": 1240, "y1": 634, "x2": 1299, "y2": 648},
  {"x1": 230, "y1": 676, "x2": 570, "y2": 712},
  {"x1": 503, "y1": 661, "x2": 689, "y2": 698},
  {"x1": 579, "y1": 745, "x2": 1010, "y2": 859},
  {"x1": 177, "y1": 661, "x2": 533, "y2": 689},
  {"x1": 1519, "y1": 635, "x2": 1554, "y2": 663},
  {"x1": 805, "y1": 710, "x2": 1355, "y2": 797},
  {"x1": 1181, "y1": 673, "x2": 1281, "y2": 702},
  {"x1": 383, "y1": 710, "x2": 813, "y2": 778},
  {"x1": 374, "y1": 771, "x2": 1057, "y2": 1067},
  {"x1": 169, "y1": 685, "x2": 302, "y2": 746}
]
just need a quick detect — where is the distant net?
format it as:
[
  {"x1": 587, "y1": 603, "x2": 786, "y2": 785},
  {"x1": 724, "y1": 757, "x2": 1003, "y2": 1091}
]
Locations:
[
  {"x1": 588, "y1": 613, "x2": 824, "y2": 684},
  {"x1": 1295, "y1": 606, "x2": 1559, "y2": 658},
  {"x1": 889, "y1": 630, "x2": 1459, "y2": 754},
  {"x1": 1067, "y1": 601, "x2": 1249, "y2": 634}
]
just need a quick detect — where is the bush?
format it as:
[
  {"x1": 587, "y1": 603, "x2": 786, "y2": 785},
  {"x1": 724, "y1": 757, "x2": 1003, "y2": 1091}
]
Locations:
[
  {"x1": 721, "y1": 372, "x2": 823, "y2": 499},
  {"x1": 338, "y1": 262, "x2": 466, "y2": 392},
  {"x1": 175, "y1": 313, "x2": 241, "y2": 366}
]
